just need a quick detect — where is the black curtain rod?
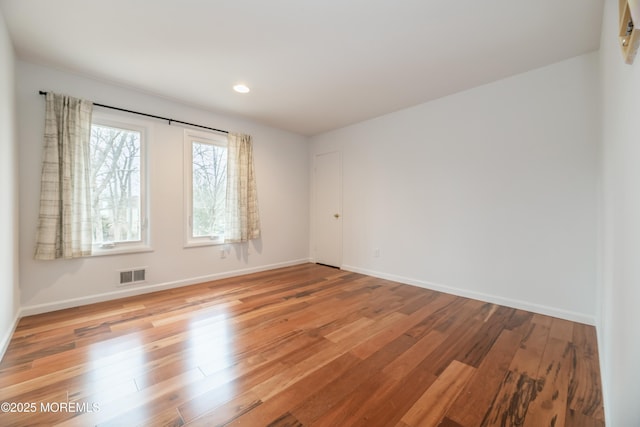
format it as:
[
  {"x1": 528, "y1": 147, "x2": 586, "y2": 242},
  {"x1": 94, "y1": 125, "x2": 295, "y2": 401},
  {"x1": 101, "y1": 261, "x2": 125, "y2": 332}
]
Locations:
[{"x1": 38, "y1": 91, "x2": 228, "y2": 134}]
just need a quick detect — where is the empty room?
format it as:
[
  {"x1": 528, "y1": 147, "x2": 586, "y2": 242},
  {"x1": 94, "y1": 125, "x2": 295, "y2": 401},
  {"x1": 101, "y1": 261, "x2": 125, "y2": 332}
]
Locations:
[{"x1": 0, "y1": 0, "x2": 638, "y2": 426}]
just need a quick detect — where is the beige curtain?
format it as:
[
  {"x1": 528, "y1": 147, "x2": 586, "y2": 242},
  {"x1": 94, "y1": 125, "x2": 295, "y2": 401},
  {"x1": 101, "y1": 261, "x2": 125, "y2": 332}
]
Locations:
[
  {"x1": 225, "y1": 133, "x2": 260, "y2": 242},
  {"x1": 34, "y1": 93, "x2": 93, "y2": 260}
]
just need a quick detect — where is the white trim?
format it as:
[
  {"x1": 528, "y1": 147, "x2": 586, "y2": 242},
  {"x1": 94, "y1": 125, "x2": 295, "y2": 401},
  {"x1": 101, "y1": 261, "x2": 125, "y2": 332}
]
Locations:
[
  {"x1": 595, "y1": 321, "x2": 610, "y2": 426},
  {"x1": 90, "y1": 245, "x2": 153, "y2": 257},
  {"x1": 341, "y1": 264, "x2": 596, "y2": 325},
  {"x1": 21, "y1": 259, "x2": 311, "y2": 316},
  {"x1": 0, "y1": 308, "x2": 22, "y2": 362}
]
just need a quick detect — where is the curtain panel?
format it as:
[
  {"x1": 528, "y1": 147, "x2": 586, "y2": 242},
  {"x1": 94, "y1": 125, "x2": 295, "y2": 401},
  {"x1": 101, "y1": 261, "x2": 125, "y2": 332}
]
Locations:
[
  {"x1": 225, "y1": 133, "x2": 260, "y2": 243},
  {"x1": 34, "y1": 93, "x2": 93, "y2": 260}
]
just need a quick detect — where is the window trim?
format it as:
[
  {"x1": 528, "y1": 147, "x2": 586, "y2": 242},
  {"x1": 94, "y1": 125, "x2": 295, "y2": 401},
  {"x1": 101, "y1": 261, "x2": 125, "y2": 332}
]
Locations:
[
  {"x1": 90, "y1": 112, "x2": 151, "y2": 256},
  {"x1": 183, "y1": 128, "x2": 228, "y2": 248}
]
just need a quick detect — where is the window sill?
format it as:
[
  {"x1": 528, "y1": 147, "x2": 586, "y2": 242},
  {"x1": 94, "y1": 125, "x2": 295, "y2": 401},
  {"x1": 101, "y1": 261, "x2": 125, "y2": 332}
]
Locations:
[
  {"x1": 184, "y1": 240, "x2": 226, "y2": 249},
  {"x1": 91, "y1": 245, "x2": 154, "y2": 257}
]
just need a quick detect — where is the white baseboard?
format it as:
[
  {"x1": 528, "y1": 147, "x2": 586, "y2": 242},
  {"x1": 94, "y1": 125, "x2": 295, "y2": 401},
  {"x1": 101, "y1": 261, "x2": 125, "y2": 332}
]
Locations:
[
  {"x1": 0, "y1": 308, "x2": 22, "y2": 362},
  {"x1": 341, "y1": 264, "x2": 596, "y2": 325},
  {"x1": 21, "y1": 258, "x2": 311, "y2": 316},
  {"x1": 595, "y1": 319, "x2": 610, "y2": 426},
  {"x1": 18, "y1": 258, "x2": 595, "y2": 323}
]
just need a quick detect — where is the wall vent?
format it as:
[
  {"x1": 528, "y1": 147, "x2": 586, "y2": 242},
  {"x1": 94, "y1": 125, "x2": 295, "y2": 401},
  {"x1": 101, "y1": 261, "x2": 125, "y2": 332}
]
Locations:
[
  {"x1": 133, "y1": 269, "x2": 145, "y2": 282},
  {"x1": 119, "y1": 267, "x2": 147, "y2": 286}
]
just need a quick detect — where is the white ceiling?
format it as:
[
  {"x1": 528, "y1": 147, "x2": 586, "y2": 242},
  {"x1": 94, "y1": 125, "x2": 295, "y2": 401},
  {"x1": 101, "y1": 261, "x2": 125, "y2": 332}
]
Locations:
[{"x1": 0, "y1": 0, "x2": 604, "y2": 136}]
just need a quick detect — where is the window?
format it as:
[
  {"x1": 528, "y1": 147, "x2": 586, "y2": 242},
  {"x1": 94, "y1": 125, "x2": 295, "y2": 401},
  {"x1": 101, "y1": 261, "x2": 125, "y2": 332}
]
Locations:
[
  {"x1": 184, "y1": 129, "x2": 228, "y2": 246},
  {"x1": 89, "y1": 115, "x2": 148, "y2": 253}
]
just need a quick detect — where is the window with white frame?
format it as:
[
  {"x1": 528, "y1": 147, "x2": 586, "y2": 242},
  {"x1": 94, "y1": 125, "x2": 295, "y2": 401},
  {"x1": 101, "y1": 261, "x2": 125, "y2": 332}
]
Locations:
[
  {"x1": 89, "y1": 115, "x2": 148, "y2": 252},
  {"x1": 184, "y1": 129, "x2": 228, "y2": 246}
]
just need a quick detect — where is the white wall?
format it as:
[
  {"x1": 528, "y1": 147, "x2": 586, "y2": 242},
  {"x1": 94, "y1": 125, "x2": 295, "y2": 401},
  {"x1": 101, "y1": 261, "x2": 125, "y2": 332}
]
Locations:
[
  {"x1": 599, "y1": 0, "x2": 640, "y2": 425},
  {"x1": 17, "y1": 61, "x2": 310, "y2": 313},
  {"x1": 0, "y1": 10, "x2": 20, "y2": 355},
  {"x1": 310, "y1": 53, "x2": 600, "y2": 324}
]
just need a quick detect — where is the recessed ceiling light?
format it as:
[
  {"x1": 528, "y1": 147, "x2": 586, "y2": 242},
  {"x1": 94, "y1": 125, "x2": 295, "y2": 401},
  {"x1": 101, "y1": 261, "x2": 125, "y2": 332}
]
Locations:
[{"x1": 233, "y1": 84, "x2": 250, "y2": 94}]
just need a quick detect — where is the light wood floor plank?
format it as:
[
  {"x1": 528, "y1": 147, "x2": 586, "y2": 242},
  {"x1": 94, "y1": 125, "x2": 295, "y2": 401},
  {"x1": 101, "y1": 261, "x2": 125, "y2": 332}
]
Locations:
[
  {"x1": 445, "y1": 329, "x2": 523, "y2": 427},
  {"x1": 400, "y1": 360, "x2": 476, "y2": 426}
]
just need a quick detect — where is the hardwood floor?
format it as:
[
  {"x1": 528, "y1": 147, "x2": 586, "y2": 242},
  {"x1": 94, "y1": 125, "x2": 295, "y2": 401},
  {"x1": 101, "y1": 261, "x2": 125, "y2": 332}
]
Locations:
[{"x1": 0, "y1": 264, "x2": 605, "y2": 426}]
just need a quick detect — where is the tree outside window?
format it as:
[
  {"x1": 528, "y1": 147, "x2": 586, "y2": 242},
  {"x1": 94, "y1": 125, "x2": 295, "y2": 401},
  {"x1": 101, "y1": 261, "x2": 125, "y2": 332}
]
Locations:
[
  {"x1": 184, "y1": 129, "x2": 228, "y2": 246},
  {"x1": 89, "y1": 123, "x2": 142, "y2": 246},
  {"x1": 191, "y1": 141, "x2": 227, "y2": 239}
]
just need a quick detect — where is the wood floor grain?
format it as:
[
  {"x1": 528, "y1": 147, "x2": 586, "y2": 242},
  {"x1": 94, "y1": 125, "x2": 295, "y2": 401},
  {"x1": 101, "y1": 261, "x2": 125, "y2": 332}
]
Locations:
[{"x1": 0, "y1": 264, "x2": 605, "y2": 426}]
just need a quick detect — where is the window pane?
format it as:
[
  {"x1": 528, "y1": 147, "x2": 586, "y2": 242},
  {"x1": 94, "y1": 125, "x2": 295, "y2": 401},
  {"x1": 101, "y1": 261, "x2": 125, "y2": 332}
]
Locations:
[
  {"x1": 192, "y1": 141, "x2": 227, "y2": 238},
  {"x1": 90, "y1": 124, "x2": 142, "y2": 244}
]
